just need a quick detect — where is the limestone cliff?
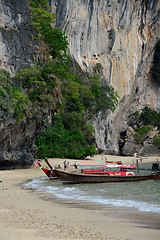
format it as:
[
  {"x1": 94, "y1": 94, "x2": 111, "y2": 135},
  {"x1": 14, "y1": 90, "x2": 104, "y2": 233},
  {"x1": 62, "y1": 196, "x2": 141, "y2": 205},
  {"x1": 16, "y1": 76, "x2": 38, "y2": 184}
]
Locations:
[
  {"x1": 52, "y1": 0, "x2": 160, "y2": 155},
  {"x1": 0, "y1": 0, "x2": 44, "y2": 76},
  {"x1": 0, "y1": 0, "x2": 160, "y2": 169},
  {"x1": 0, "y1": 0, "x2": 49, "y2": 168}
]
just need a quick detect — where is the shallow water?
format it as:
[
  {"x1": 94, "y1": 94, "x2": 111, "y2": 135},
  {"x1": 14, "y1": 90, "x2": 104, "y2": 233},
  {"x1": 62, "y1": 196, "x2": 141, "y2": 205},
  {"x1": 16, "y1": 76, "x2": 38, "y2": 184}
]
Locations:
[{"x1": 24, "y1": 162, "x2": 160, "y2": 214}]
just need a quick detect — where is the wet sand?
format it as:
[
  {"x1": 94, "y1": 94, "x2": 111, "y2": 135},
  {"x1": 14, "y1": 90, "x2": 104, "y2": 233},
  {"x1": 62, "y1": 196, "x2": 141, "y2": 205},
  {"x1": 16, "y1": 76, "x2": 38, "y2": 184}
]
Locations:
[{"x1": 0, "y1": 155, "x2": 160, "y2": 240}]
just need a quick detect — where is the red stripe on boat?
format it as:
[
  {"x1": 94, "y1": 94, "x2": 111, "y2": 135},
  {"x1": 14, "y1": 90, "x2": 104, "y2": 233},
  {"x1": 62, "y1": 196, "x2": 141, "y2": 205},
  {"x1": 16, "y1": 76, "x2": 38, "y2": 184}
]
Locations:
[
  {"x1": 81, "y1": 169, "x2": 134, "y2": 176},
  {"x1": 106, "y1": 161, "x2": 122, "y2": 164},
  {"x1": 81, "y1": 169, "x2": 104, "y2": 173}
]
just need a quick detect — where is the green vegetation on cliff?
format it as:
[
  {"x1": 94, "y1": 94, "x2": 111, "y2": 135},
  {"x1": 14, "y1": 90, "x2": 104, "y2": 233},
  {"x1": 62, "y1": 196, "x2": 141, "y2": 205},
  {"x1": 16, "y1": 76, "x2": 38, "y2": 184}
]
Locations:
[
  {"x1": 134, "y1": 107, "x2": 160, "y2": 129},
  {"x1": 28, "y1": 0, "x2": 68, "y2": 60},
  {"x1": 27, "y1": 0, "x2": 119, "y2": 159},
  {"x1": 36, "y1": 115, "x2": 97, "y2": 159},
  {"x1": 133, "y1": 107, "x2": 160, "y2": 146},
  {"x1": 134, "y1": 125, "x2": 153, "y2": 143},
  {"x1": 0, "y1": 70, "x2": 29, "y2": 121},
  {"x1": 0, "y1": 0, "x2": 119, "y2": 159},
  {"x1": 153, "y1": 135, "x2": 160, "y2": 147}
]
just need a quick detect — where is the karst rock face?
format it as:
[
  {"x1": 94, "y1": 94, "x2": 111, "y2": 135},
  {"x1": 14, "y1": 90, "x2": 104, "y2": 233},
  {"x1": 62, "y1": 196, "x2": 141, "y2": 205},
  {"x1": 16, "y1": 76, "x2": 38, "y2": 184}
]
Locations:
[
  {"x1": 52, "y1": 0, "x2": 160, "y2": 155},
  {"x1": 0, "y1": 0, "x2": 43, "y2": 76},
  {"x1": 0, "y1": 110, "x2": 47, "y2": 169},
  {"x1": 0, "y1": 0, "x2": 160, "y2": 168},
  {"x1": 0, "y1": 0, "x2": 49, "y2": 168}
]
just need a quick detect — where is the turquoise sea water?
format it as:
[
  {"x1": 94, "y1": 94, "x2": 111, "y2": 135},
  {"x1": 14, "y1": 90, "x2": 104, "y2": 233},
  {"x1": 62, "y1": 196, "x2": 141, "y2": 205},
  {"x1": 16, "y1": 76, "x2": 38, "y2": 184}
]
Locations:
[{"x1": 24, "y1": 162, "x2": 160, "y2": 214}]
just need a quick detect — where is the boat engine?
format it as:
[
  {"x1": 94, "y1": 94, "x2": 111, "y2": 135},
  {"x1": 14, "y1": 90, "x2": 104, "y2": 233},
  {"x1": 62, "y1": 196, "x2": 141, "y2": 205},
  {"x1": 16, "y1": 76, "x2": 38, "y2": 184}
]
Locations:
[{"x1": 152, "y1": 162, "x2": 160, "y2": 171}]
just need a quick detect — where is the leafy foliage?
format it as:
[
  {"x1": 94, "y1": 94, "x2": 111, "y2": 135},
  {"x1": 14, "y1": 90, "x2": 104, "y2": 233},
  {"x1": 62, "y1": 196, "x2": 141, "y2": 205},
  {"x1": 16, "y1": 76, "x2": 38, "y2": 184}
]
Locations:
[
  {"x1": 28, "y1": 0, "x2": 68, "y2": 59},
  {"x1": 134, "y1": 125, "x2": 153, "y2": 143},
  {"x1": 0, "y1": 70, "x2": 29, "y2": 121},
  {"x1": 153, "y1": 135, "x2": 160, "y2": 147},
  {"x1": 15, "y1": 66, "x2": 57, "y2": 105},
  {"x1": 133, "y1": 107, "x2": 160, "y2": 145},
  {"x1": 62, "y1": 73, "x2": 119, "y2": 113},
  {"x1": 134, "y1": 107, "x2": 160, "y2": 129},
  {"x1": 35, "y1": 117, "x2": 97, "y2": 159}
]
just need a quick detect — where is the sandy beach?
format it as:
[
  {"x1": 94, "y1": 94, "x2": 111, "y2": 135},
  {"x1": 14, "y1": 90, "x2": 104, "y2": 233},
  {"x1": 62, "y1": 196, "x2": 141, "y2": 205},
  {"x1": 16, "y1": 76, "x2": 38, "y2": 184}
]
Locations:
[{"x1": 0, "y1": 155, "x2": 160, "y2": 240}]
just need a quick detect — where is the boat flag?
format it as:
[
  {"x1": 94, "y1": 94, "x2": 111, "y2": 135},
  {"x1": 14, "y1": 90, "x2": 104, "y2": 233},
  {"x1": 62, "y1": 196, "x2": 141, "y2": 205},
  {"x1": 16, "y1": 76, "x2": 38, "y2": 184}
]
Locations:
[
  {"x1": 40, "y1": 159, "x2": 45, "y2": 169},
  {"x1": 34, "y1": 161, "x2": 39, "y2": 168}
]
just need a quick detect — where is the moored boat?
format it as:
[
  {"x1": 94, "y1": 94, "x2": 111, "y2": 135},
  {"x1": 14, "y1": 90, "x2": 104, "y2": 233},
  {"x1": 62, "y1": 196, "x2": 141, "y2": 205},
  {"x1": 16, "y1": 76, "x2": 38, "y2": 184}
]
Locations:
[{"x1": 53, "y1": 169, "x2": 160, "y2": 184}]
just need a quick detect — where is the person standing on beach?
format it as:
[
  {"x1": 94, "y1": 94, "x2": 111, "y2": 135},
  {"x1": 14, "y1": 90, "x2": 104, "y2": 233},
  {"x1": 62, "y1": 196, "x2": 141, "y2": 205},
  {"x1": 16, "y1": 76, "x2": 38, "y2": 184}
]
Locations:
[
  {"x1": 58, "y1": 164, "x2": 61, "y2": 169},
  {"x1": 63, "y1": 160, "x2": 67, "y2": 170},
  {"x1": 67, "y1": 161, "x2": 70, "y2": 170},
  {"x1": 74, "y1": 161, "x2": 78, "y2": 169}
]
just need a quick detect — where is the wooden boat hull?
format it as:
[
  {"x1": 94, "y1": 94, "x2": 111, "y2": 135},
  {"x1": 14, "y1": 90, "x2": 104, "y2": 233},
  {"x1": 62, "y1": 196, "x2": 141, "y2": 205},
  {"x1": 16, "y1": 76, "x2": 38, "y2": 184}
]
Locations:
[
  {"x1": 53, "y1": 169, "x2": 160, "y2": 184},
  {"x1": 42, "y1": 168, "x2": 58, "y2": 179}
]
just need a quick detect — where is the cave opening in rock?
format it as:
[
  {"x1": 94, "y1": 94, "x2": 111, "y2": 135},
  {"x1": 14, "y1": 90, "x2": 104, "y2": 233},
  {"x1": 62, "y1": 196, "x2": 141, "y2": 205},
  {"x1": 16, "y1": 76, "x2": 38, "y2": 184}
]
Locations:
[{"x1": 119, "y1": 130, "x2": 127, "y2": 155}]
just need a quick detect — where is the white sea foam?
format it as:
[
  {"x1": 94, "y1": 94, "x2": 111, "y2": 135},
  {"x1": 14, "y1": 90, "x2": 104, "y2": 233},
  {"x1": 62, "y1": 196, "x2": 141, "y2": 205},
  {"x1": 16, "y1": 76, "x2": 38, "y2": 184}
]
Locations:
[{"x1": 24, "y1": 178, "x2": 160, "y2": 214}]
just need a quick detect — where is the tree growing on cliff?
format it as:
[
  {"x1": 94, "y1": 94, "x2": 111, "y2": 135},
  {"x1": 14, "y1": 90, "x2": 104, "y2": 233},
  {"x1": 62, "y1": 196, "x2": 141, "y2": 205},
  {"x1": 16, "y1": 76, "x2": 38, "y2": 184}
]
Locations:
[
  {"x1": 0, "y1": 70, "x2": 29, "y2": 121},
  {"x1": 28, "y1": 0, "x2": 68, "y2": 59},
  {"x1": 15, "y1": 0, "x2": 119, "y2": 159}
]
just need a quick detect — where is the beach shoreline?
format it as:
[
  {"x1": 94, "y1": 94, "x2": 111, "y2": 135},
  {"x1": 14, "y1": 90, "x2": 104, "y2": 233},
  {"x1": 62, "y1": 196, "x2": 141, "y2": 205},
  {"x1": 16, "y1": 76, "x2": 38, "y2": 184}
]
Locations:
[{"x1": 0, "y1": 154, "x2": 160, "y2": 240}]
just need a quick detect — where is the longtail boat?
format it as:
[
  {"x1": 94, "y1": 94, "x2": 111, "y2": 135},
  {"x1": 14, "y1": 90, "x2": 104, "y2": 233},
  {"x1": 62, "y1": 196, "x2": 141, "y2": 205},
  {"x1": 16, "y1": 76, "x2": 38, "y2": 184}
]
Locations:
[
  {"x1": 53, "y1": 169, "x2": 160, "y2": 184},
  {"x1": 35, "y1": 158, "x2": 137, "y2": 180}
]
